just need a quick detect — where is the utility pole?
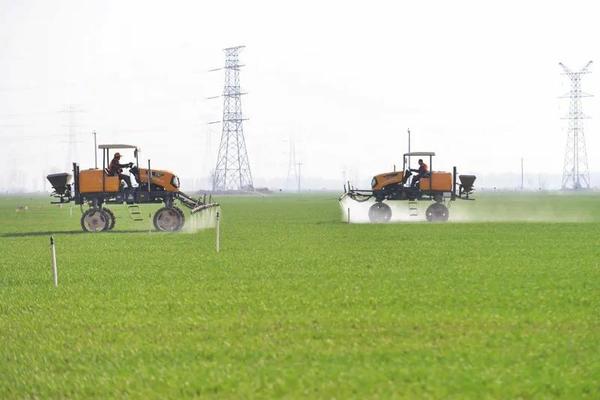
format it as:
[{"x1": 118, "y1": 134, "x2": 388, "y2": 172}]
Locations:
[
  {"x1": 210, "y1": 46, "x2": 254, "y2": 192},
  {"x1": 286, "y1": 137, "x2": 298, "y2": 191},
  {"x1": 407, "y1": 128, "x2": 412, "y2": 169},
  {"x1": 559, "y1": 61, "x2": 592, "y2": 190},
  {"x1": 521, "y1": 157, "x2": 524, "y2": 191},
  {"x1": 92, "y1": 131, "x2": 97, "y2": 169},
  {"x1": 297, "y1": 162, "x2": 303, "y2": 192}
]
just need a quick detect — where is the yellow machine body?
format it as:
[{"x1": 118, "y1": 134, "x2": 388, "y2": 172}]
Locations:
[
  {"x1": 137, "y1": 168, "x2": 179, "y2": 192},
  {"x1": 419, "y1": 172, "x2": 452, "y2": 192},
  {"x1": 78, "y1": 169, "x2": 120, "y2": 193},
  {"x1": 371, "y1": 171, "x2": 405, "y2": 190}
]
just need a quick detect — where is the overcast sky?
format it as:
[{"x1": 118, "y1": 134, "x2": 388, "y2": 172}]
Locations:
[{"x1": 1, "y1": 0, "x2": 599, "y2": 191}]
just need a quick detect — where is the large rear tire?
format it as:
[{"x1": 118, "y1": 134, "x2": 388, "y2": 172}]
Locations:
[
  {"x1": 153, "y1": 207, "x2": 184, "y2": 232},
  {"x1": 81, "y1": 208, "x2": 110, "y2": 232},
  {"x1": 368, "y1": 202, "x2": 392, "y2": 223},
  {"x1": 425, "y1": 203, "x2": 449, "y2": 222},
  {"x1": 103, "y1": 208, "x2": 116, "y2": 230}
]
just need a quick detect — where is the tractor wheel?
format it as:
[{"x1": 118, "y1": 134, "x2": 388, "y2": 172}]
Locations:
[
  {"x1": 153, "y1": 207, "x2": 184, "y2": 232},
  {"x1": 103, "y1": 208, "x2": 116, "y2": 230},
  {"x1": 81, "y1": 208, "x2": 110, "y2": 232},
  {"x1": 425, "y1": 203, "x2": 449, "y2": 222},
  {"x1": 368, "y1": 202, "x2": 392, "y2": 223},
  {"x1": 173, "y1": 206, "x2": 185, "y2": 224}
]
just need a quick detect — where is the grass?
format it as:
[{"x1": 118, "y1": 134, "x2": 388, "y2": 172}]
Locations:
[{"x1": 1, "y1": 192, "x2": 600, "y2": 398}]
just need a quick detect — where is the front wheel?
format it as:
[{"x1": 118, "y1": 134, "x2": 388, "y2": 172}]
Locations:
[
  {"x1": 425, "y1": 203, "x2": 449, "y2": 222},
  {"x1": 153, "y1": 207, "x2": 185, "y2": 232},
  {"x1": 81, "y1": 208, "x2": 110, "y2": 232},
  {"x1": 368, "y1": 202, "x2": 392, "y2": 223}
]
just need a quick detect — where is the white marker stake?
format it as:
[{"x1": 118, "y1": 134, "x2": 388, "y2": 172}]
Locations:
[
  {"x1": 347, "y1": 208, "x2": 350, "y2": 224},
  {"x1": 216, "y1": 211, "x2": 220, "y2": 253},
  {"x1": 50, "y1": 236, "x2": 58, "y2": 287}
]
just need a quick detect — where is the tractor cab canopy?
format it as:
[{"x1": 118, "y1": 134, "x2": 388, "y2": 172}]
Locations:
[
  {"x1": 98, "y1": 144, "x2": 139, "y2": 150},
  {"x1": 98, "y1": 144, "x2": 140, "y2": 170},
  {"x1": 403, "y1": 152, "x2": 435, "y2": 172}
]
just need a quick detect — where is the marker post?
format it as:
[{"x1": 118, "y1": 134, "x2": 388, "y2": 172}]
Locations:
[
  {"x1": 50, "y1": 236, "x2": 58, "y2": 287},
  {"x1": 216, "y1": 211, "x2": 221, "y2": 253}
]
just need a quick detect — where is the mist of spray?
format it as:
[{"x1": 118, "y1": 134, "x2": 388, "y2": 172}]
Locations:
[
  {"x1": 184, "y1": 206, "x2": 220, "y2": 233},
  {"x1": 340, "y1": 196, "x2": 422, "y2": 223},
  {"x1": 340, "y1": 194, "x2": 598, "y2": 224},
  {"x1": 447, "y1": 196, "x2": 596, "y2": 223}
]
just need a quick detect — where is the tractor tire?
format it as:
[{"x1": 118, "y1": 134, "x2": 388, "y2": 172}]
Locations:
[
  {"x1": 153, "y1": 207, "x2": 185, "y2": 232},
  {"x1": 103, "y1": 208, "x2": 116, "y2": 230},
  {"x1": 368, "y1": 202, "x2": 392, "y2": 223},
  {"x1": 173, "y1": 206, "x2": 185, "y2": 225},
  {"x1": 425, "y1": 203, "x2": 449, "y2": 222},
  {"x1": 81, "y1": 208, "x2": 110, "y2": 232}
]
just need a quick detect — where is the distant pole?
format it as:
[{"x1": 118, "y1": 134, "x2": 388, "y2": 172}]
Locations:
[
  {"x1": 215, "y1": 211, "x2": 221, "y2": 252},
  {"x1": 147, "y1": 159, "x2": 151, "y2": 193},
  {"x1": 286, "y1": 138, "x2": 298, "y2": 191},
  {"x1": 297, "y1": 162, "x2": 303, "y2": 192},
  {"x1": 50, "y1": 236, "x2": 58, "y2": 287},
  {"x1": 520, "y1": 157, "x2": 524, "y2": 190},
  {"x1": 92, "y1": 131, "x2": 97, "y2": 169},
  {"x1": 347, "y1": 208, "x2": 350, "y2": 224},
  {"x1": 407, "y1": 128, "x2": 411, "y2": 169}
]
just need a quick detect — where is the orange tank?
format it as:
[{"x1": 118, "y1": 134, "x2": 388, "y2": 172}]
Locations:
[
  {"x1": 419, "y1": 172, "x2": 452, "y2": 192},
  {"x1": 78, "y1": 169, "x2": 120, "y2": 193}
]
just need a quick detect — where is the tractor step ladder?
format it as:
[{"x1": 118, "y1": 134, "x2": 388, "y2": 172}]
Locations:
[
  {"x1": 127, "y1": 205, "x2": 144, "y2": 222},
  {"x1": 408, "y1": 200, "x2": 418, "y2": 216}
]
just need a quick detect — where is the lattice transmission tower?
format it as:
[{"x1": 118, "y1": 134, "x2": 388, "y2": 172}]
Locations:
[
  {"x1": 211, "y1": 46, "x2": 253, "y2": 191},
  {"x1": 559, "y1": 61, "x2": 592, "y2": 190},
  {"x1": 60, "y1": 104, "x2": 85, "y2": 170}
]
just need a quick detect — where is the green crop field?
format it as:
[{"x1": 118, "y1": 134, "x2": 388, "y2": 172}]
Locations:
[{"x1": 1, "y1": 193, "x2": 599, "y2": 398}]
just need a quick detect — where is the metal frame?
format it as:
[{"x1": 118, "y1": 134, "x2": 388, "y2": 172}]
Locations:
[{"x1": 403, "y1": 152, "x2": 433, "y2": 195}]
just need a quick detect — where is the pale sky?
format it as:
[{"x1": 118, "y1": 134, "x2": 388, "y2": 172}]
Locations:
[{"x1": 1, "y1": 0, "x2": 599, "y2": 191}]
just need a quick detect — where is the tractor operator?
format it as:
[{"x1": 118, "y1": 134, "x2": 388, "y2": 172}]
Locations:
[
  {"x1": 410, "y1": 158, "x2": 429, "y2": 187},
  {"x1": 108, "y1": 152, "x2": 133, "y2": 188}
]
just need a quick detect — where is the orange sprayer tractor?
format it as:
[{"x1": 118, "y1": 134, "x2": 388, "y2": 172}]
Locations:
[
  {"x1": 46, "y1": 144, "x2": 218, "y2": 232},
  {"x1": 340, "y1": 152, "x2": 476, "y2": 222}
]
